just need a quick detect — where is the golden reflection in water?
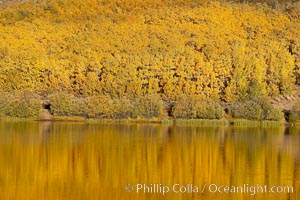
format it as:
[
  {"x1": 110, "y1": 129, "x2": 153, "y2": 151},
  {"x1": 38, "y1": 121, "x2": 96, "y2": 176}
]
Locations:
[{"x1": 0, "y1": 122, "x2": 299, "y2": 200}]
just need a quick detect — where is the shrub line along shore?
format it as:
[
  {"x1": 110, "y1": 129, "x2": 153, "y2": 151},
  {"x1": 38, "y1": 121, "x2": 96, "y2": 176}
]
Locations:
[
  {"x1": 0, "y1": 91, "x2": 297, "y2": 126},
  {"x1": 0, "y1": 117, "x2": 289, "y2": 127}
]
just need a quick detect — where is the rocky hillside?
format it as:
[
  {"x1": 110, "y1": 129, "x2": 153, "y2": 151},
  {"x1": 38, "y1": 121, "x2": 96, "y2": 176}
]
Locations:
[{"x1": 269, "y1": 86, "x2": 300, "y2": 111}]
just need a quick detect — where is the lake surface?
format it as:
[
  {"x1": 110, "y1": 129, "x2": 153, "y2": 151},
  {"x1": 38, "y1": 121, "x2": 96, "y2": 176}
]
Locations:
[{"x1": 0, "y1": 121, "x2": 299, "y2": 200}]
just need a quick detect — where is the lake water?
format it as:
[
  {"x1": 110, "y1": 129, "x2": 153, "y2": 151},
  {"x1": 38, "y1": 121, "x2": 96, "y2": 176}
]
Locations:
[{"x1": 0, "y1": 121, "x2": 299, "y2": 200}]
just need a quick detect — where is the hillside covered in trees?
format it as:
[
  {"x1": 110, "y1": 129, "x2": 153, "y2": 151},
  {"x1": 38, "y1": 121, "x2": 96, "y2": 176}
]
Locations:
[{"x1": 1, "y1": 0, "x2": 300, "y2": 120}]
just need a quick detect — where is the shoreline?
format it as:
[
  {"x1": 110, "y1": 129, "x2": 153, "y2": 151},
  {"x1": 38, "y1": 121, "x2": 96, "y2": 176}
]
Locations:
[{"x1": 0, "y1": 116, "x2": 292, "y2": 127}]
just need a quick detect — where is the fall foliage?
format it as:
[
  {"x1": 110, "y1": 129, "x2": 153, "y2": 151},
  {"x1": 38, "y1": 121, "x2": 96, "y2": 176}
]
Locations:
[{"x1": 0, "y1": 0, "x2": 300, "y2": 118}]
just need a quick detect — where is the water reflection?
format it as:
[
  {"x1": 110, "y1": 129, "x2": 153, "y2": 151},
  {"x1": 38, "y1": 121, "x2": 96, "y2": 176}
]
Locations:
[{"x1": 0, "y1": 122, "x2": 299, "y2": 199}]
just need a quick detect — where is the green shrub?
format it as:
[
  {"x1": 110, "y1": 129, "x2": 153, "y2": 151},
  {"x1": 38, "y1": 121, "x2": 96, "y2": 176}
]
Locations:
[
  {"x1": 132, "y1": 95, "x2": 163, "y2": 118},
  {"x1": 289, "y1": 101, "x2": 300, "y2": 122},
  {"x1": 257, "y1": 98, "x2": 284, "y2": 121},
  {"x1": 85, "y1": 96, "x2": 134, "y2": 118},
  {"x1": 113, "y1": 98, "x2": 134, "y2": 118},
  {"x1": 85, "y1": 95, "x2": 162, "y2": 119},
  {"x1": 49, "y1": 93, "x2": 162, "y2": 119},
  {"x1": 0, "y1": 92, "x2": 41, "y2": 118},
  {"x1": 229, "y1": 98, "x2": 283, "y2": 121},
  {"x1": 172, "y1": 95, "x2": 224, "y2": 119},
  {"x1": 171, "y1": 95, "x2": 194, "y2": 118},
  {"x1": 229, "y1": 101, "x2": 263, "y2": 120},
  {"x1": 194, "y1": 101, "x2": 224, "y2": 119},
  {"x1": 49, "y1": 92, "x2": 85, "y2": 116},
  {"x1": 84, "y1": 95, "x2": 114, "y2": 118}
]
